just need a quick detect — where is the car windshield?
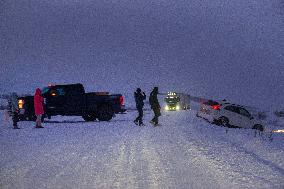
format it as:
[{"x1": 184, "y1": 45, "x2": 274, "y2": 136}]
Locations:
[
  {"x1": 204, "y1": 100, "x2": 219, "y2": 106},
  {"x1": 165, "y1": 96, "x2": 180, "y2": 103}
]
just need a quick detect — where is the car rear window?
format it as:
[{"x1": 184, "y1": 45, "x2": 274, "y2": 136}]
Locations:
[
  {"x1": 225, "y1": 105, "x2": 240, "y2": 114},
  {"x1": 204, "y1": 100, "x2": 219, "y2": 106}
]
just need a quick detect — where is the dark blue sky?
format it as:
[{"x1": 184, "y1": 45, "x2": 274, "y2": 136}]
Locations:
[{"x1": 0, "y1": 0, "x2": 283, "y2": 109}]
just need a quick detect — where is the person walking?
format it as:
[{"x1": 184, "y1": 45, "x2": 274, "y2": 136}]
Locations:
[
  {"x1": 149, "y1": 87, "x2": 161, "y2": 126},
  {"x1": 10, "y1": 92, "x2": 20, "y2": 129},
  {"x1": 134, "y1": 88, "x2": 146, "y2": 126},
  {"x1": 34, "y1": 88, "x2": 44, "y2": 128}
]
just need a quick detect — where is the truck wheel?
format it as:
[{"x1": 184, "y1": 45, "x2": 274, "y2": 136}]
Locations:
[
  {"x1": 82, "y1": 114, "x2": 96, "y2": 122},
  {"x1": 97, "y1": 105, "x2": 114, "y2": 121}
]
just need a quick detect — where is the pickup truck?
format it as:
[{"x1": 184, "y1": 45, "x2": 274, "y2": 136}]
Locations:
[{"x1": 17, "y1": 83, "x2": 126, "y2": 122}]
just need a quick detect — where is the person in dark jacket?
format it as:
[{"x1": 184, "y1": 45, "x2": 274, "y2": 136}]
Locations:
[
  {"x1": 134, "y1": 88, "x2": 146, "y2": 126},
  {"x1": 10, "y1": 92, "x2": 20, "y2": 129},
  {"x1": 149, "y1": 87, "x2": 161, "y2": 126},
  {"x1": 34, "y1": 88, "x2": 44, "y2": 128}
]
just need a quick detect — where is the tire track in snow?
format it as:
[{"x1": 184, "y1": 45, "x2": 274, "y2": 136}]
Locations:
[{"x1": 93, "y1": 122, "x2": 172, "y2": 189}]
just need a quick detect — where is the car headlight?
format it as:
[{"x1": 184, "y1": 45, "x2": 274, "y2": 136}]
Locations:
[{"x1": 165, "y1": 105, "x2": 169, "y2": 111}]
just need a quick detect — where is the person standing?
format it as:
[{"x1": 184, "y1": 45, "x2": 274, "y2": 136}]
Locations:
[
  {"x1": 10, "y1": 92, "x2": 20, "y2": 129},
  {"x1": 149, "y1": 87, "x2": 161, "y2": 126},
  {"x1": 134, "y1": 88, "x2": 146, "y2": 126},
  {"x1": 34, "y1": 88, "x2": 44, "y2": 128}
]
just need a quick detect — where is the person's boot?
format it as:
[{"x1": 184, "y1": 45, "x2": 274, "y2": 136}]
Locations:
[
  {"x1": 134, "y1": 120, "x2": 139, "y2": 125},
  {"x1": 35, "y1": 124, "x2": 44, "y2": 128},
  {"x1": 139, "y1": 122, "x2": 145, "y2": 126},
  {"x1": 154, "y1": 122, "x2": 160, "y2": 126},
  {"x1": 13, "y1": 125, "x2": 20, "y2": 129}
]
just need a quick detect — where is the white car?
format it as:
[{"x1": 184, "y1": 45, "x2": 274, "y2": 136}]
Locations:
[{"x1": 196, "y1": 100, "x2": 264, "y2": 131}]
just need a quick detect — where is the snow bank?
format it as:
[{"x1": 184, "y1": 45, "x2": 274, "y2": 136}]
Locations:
[{"x1": 0, "y1": 109, "x2": 283, "y2": 188}]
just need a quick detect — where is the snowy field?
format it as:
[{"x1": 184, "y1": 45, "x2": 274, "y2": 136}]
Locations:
[{"x1": 1, "y1": 109, "x2": 283, "y2": 189}]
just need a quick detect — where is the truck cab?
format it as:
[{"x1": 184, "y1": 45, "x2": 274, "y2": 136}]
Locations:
[
  {"x1": 42, "y1": 83, "x2": 86, "y2": 116},
  {"x1": 164, "y1": 92, "x2": 190, "y2": 111}
]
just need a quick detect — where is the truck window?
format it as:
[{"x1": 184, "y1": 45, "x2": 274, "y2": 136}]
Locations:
[
  {"x1": 56, "y1": 88, "x2": 65, "y2": 96},
  {"x1": 65, "y1": 84, "x2": 84, "y2": 96}
]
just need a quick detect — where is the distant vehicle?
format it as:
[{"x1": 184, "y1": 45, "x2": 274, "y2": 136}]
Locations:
[
  {"x1": 164, "y1": 92, "x2": 190, "y2": 111},
  {"x1": 196, "y1": 100, "x2": 264, "y2": 131},
  {"x1": 17, "y1": 83, "x2": 126, "y2": 122}
]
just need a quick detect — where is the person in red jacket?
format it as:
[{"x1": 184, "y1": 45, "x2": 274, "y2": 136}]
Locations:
[{"x1": 34, "y1": 88, "x2": 44, "y2": 128}]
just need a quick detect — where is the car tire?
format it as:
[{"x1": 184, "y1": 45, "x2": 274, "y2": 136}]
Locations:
[
  {"x1": 253, "y1": 124, "x2": 264, "y2": 132},
  {"x1": 213, "y1": 119, "x2": 220, "y2": 125},
  {"x1": 97, "y1": 105, "x2": 114, "y2": 121},
  {"x1": 82, "y1": 114, "x2": 96, "y2": 122},
  {"x1": 219, "y1": 117, "x2": 230, "y2": 127}
]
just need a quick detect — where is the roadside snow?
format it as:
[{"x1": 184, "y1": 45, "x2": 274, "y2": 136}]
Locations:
[{"x1": 0, "y1": 110, "x2": 283, "y2": 189}]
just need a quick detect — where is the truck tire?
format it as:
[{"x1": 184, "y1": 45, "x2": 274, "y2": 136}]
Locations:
[
  {"x1": 82, "y1": 114, "x2": 96, "y2": 122},
  {"x1": 97, "y1": 105, "x2": 114, "y2": 121}
]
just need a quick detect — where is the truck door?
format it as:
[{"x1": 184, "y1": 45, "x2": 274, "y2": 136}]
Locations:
[
  {"x1": 64, "y1": 86, "x2": 85, "y2": 114},
  {"x1": 46, "y1": 87, "x2": 66, "y2": 114}
]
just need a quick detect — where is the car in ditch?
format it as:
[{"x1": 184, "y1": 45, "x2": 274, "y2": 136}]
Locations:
[{"x1": 196, "y1": 100, "x2": 264, "y2": 131}]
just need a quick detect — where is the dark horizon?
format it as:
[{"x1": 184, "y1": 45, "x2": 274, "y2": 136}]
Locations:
[{"x1": 1, "y1": 0, "x2": 283, "y2": 110}]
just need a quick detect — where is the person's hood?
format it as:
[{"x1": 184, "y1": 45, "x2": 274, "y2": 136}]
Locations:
[
  {"x1": 153, "y1": 87, "x2": 158, "y2": 93},
  {"x1": 35, "y1": 88, "x2": 42, "y2": 96}
]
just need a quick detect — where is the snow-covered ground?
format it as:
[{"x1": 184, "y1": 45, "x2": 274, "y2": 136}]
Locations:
[{"x1": 1, "y1": 109, "x2": 283, "y2": 189}]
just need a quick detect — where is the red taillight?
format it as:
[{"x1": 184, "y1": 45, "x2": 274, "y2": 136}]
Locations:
[
  {"x1": 119, "y1": 96, "x2": 124, "y2": 106},
  {"x1": 212, "y1": 105, "x2": 220, "y2": 110}
]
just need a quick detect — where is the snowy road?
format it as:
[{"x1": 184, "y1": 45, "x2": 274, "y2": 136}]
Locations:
[{"x1": 0, "y1": 110, "x2": 283, "y2": 189}]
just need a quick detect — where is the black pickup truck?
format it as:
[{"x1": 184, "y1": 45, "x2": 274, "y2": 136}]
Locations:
[{"x1": 17, "y1": 83, "x2": 126, "y2": 122}]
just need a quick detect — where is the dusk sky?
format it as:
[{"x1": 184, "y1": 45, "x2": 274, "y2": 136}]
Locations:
[{"x1": 0, "y1": 0, "x2": 283, "y2": 110}]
